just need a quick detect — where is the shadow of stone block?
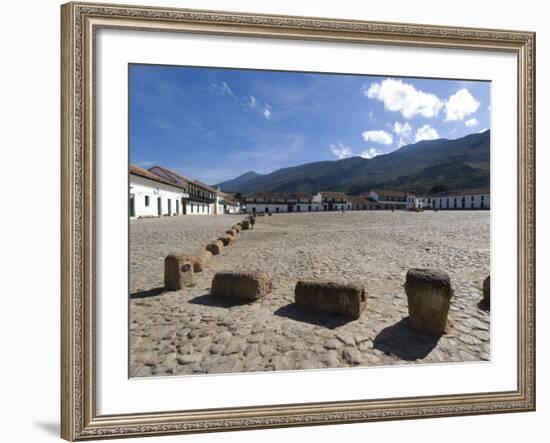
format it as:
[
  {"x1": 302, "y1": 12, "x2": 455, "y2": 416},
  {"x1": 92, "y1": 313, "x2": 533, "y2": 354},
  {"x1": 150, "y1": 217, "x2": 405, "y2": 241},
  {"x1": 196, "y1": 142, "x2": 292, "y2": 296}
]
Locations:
[
  {"x1": 129, "y1": 287, "x2": 166, "y2": 299},
  {"x1": 373, "y1": 317, "x2": 441, "y2": 361},
  {"x1": 188, "y1": 293, "x2": 255, "y2": 308},
  {"x1": 273, "y1": 303, "x2": 356, "y2": 329}
]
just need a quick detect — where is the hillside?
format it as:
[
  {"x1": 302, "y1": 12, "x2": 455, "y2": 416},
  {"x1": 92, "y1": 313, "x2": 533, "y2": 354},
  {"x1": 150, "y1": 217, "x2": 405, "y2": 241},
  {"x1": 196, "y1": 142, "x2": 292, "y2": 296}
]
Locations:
[
  {"x1": 217, "y1": 130, "x2": 490, "y2": 195},
  {"x1": 216, "y1": 171, "x2": 263, "y2": 191}
]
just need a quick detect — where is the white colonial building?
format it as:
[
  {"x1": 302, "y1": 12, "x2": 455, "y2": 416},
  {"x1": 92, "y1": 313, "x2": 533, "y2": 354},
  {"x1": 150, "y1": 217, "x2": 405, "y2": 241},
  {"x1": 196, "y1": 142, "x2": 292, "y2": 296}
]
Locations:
[
  {"x1": 148, "y1": 165, "x2": 217, "y2": 215},
  {"x1": 217, "y1": 190, "x2": 241, "y2": 214},
  {"x1": 244, "y1": 192, "x2": 318, "y2": 214},
  {"x1": 312, "y1": 191, "x2": 351, "y2": 211},
  {"x1": 130, "y1": 164, "x2": 243, "y2": 218},
  {"x1": 129, "y1": 165, "x2": 189, "y2": 218},
  {"x1": 367, "y1": 190, "x2": 411, "y2": 210},
  {"x1": 424, "y1": 188, "x2": 490, "y2": 210}
]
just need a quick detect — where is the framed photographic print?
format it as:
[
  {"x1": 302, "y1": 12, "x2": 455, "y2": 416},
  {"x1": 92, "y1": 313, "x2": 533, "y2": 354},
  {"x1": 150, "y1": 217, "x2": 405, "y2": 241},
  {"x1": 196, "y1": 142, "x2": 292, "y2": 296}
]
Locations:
[{"x1": 61, "y1": 1, "x2": 536, "y2": 440}]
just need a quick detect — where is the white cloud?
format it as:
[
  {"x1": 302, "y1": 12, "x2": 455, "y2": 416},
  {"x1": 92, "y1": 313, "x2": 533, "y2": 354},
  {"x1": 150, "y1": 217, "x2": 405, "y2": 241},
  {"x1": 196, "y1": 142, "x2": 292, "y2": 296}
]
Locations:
[
  {"x1": 248, "y1": 95, "x2": 257, "y2": 108},
  {"x1": 415, "y1": 124, "x2": 439, "y2": 142},
  {"x1": 221, "y1": 82, "x2": 236, "y2": 100},
  {"x1": 360, "y1": 148, "x2": 383, "y2": 159},
  {"x1": 210, "y1": 81, "x2": 237, "y2": 100},
  {"x1": 361, "y1": 130, "x2": 393, "y2": 145},
  {"x1": 330, "y1": 142, "x2": 352, "y2": 159},
  {"x1": 363, "y1": 78, "x2": 443, "y2": 118},
  {"x1": 478, "y1": 128, "x2": 489, "y2": 133},
  {"x1": 368, "y1": 111, "x2": 375, "y2": 119},
  {"x1": 444, "y1": 88, "x2": 480, "y2": 121},
  {"x1": 465, "y1": 117, "x2": 479, "y2": 127},
  {"x1": 393, "y1": 121, "x2": 412, "y2": 137},
  {"x1": 263, "y1": 104, "x2": 272, "y2": 119}
]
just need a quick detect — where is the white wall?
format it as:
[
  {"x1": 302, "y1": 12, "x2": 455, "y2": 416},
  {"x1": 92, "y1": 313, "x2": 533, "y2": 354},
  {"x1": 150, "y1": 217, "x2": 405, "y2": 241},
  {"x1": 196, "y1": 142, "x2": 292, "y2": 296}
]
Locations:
[
  {"x1": 129, "y1": 174, "x2": 185, "y2": 217},
  {"x1": 430, "y1": 194, "x2": 490, "y2": 210},
  {"x1": 247, "y1": 203, "x2": 288, "y2": 213},
  {"x1": 187, "y1": 200, "x2": 213, "y2": 215},
  {"x1": 0, "y1": 1, "x2": 547, "y2": 443}
]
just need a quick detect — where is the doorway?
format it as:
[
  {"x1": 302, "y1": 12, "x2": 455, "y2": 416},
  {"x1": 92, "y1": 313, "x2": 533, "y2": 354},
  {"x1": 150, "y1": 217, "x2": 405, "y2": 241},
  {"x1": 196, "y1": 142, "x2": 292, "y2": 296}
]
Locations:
[
  {"x1": 129, "y1": 193, "x2": 135, "y2": 217},
  {"x1": 157, "y1": 197, "x2": 162, "y2": 216}
]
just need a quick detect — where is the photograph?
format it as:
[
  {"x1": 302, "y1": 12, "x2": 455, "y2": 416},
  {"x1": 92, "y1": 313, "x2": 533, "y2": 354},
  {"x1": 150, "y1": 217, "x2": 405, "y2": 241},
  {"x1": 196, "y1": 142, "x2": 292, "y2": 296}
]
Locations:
[{"x1": 128, "y1": 64, "x2": 491, "y2": 377}]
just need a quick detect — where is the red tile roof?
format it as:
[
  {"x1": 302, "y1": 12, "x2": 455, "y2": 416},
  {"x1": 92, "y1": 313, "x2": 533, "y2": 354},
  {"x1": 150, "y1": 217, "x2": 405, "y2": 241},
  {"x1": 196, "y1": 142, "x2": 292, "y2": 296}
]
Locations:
[
  {"x1": 430, "y1": 188, "x2": 490, "y2": 197},
  {"x1": 130, "y1": 165, "x2": 185, "y2": 189},
  {"x1": 370, "y1": 190, "x2": 408, "y2": 198},
  {"x1": 148, "y1": 165, "x2": 218, "y2": 193}
]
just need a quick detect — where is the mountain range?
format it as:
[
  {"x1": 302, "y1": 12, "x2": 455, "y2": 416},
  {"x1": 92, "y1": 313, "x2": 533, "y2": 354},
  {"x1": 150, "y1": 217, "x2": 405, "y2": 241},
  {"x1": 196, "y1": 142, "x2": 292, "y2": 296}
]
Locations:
[{"x1": 216, "y1": 130, "x2": 490, "y2": 195}]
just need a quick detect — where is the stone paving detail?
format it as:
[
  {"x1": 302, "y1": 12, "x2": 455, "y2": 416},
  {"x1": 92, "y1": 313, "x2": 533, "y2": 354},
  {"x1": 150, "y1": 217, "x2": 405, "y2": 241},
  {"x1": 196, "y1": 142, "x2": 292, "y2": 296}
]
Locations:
[{"x1": 129, "y1": 211, "x2": 490, "y2": 377}]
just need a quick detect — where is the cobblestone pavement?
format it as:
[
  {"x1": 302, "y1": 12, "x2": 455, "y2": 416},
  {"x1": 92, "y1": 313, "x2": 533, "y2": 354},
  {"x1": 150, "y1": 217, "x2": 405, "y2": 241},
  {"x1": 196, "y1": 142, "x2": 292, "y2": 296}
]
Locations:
[{"x1": 129, "y1": 211, "x2": 490, "y2": 377}]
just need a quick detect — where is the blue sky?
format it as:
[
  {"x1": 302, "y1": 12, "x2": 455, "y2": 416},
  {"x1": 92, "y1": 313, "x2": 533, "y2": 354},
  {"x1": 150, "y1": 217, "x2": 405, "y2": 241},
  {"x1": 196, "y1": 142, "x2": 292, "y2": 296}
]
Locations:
[{"x1": 129, "y1": 64, "x2": 490, "y2": 184}]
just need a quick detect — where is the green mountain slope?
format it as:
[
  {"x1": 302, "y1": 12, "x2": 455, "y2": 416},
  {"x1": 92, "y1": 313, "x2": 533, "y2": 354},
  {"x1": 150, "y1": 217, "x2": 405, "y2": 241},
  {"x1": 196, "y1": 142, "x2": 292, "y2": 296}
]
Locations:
[{"x1": 217, "y1": 130, "x2": 490, "y2": 194}]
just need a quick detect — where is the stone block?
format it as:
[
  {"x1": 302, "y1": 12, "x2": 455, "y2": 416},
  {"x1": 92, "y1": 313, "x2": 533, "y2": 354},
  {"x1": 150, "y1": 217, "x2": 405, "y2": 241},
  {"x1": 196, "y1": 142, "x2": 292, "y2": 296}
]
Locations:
[
  {"x1": 294, "y1": 280, "x2": 366, "y2": 319},
  {"x1": 219, "y1": 235, "x2": 233, "y2": 246},
  {"x1": 164, "y1": 254, "x2": 194, "y2": 290},
  {"x1": 206, "y1": 240, "x2": 224, "y2": 255},
  {"x1": 483, "y1": 275, "x2": 490, "y2": 304},
  {"x1": 193, "y1": 251, "x2": 212, "y2": 272},
  {"x1": 404, "y1": 268, "x2": 453, "y2": 335},
  {"x1": 211, "y1": 271, "x2": 272, "y2": 301}
]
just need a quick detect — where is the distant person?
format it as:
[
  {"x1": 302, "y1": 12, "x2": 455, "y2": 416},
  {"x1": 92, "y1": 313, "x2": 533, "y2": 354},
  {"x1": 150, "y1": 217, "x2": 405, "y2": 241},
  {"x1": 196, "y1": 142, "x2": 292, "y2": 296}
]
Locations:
[{"x1": 250, "y1": 216, "x2": 256, "y2": 230}]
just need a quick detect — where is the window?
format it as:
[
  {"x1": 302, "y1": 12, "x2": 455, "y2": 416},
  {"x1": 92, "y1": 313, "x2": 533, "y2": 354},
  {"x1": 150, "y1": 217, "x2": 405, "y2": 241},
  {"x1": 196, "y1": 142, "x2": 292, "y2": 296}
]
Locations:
[{"x1": 144, "y1": 195, "x2": 150, "y2": 206}]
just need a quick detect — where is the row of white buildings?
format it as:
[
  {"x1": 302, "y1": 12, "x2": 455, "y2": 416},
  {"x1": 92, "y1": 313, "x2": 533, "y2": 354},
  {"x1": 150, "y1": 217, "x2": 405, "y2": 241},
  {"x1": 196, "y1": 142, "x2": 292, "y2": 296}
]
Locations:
[
  {"x1": 129, "y1": 165, "x2": 240, "y2": 218},
  {"x1": 129, "y1": 164, "x2": 490, "y2": 218},
  {"x1": 243, "y1": 189, "x2": 490, "y2": 214}
]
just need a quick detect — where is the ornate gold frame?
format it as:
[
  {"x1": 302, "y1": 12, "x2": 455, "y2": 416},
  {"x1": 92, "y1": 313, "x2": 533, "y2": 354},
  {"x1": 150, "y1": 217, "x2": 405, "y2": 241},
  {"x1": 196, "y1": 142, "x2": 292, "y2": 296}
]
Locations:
[{"x1": 61, "y1": 2, "x2": 536, "y2": 440}]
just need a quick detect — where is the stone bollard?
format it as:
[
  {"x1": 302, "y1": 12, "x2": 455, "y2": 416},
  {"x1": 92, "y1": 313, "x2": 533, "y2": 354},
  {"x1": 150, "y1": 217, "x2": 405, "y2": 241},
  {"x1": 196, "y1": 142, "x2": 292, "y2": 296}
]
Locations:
[
  {"x1": 483, "y1": 276, "x2": 490, "y2": 305},
  {"x1": 404, "y1": 268, "x2": 453, "y2": 335},
  {"x1": 232, "y1": 224, "x2": 241, "y2": 233},
  {"x1": 164, "y1": 254, "x2": 194, "y2": 290},
  {"x1": 211, "y1": 271, "x2": 272, "y2": 301},
  {"x1": 226, "y1": 229, "x2": 238, "y2": 237},
  {"x1": 193, "y1": 250, "x2": 212, "y2": 272},
  {"x1": 206, "y1": 240, "x2": 224, "y2": 255},
  {"x1": 294, "y1": 280, "x2": 366, "y2": 319},
  {"x1": 241, "y1": 220, "x2": 250, "y2": 230},
  {"x1": 219, "y1": 235, "x2": 234, "y2": 246}
]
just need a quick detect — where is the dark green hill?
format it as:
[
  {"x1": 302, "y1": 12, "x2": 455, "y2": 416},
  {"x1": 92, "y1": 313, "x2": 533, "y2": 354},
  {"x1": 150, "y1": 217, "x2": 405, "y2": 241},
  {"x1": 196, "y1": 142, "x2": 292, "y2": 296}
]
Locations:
[{"x1": 217, "y1": 130, "x2": 490, "y2": 194}]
